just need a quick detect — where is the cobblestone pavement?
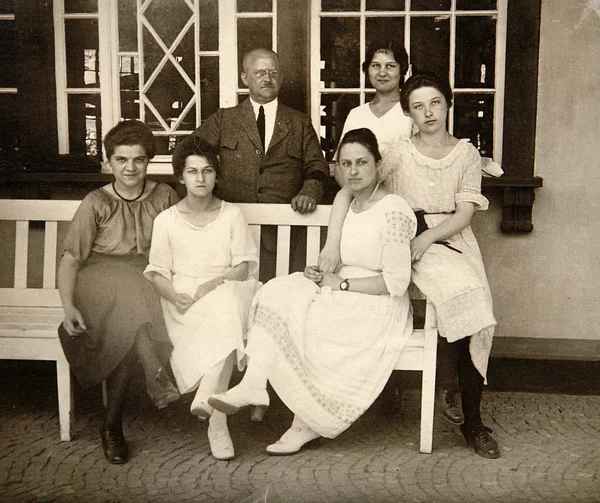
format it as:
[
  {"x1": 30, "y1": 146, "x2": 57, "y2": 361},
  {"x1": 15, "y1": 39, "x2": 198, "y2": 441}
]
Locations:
[{"x1": 1, "y1": 368, "x2": 599, "y2": 503}]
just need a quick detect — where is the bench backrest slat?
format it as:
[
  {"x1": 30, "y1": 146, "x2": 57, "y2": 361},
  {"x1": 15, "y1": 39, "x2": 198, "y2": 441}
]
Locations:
[
  {"x1": 14, "y1": 221, "x2": 29, "y2": 288},
  {"x1": 276, "y1": 225, "x2": 291, "y2": 277}
]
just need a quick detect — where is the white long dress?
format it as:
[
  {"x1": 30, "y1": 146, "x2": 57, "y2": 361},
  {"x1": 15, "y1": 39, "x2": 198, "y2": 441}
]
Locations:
[
  {"x1": 382, "y1": 138, "x2": 496, "y2": 380},
  {"x1": 337, "y1": 102, "x2": 413, "y2": 157},
  {"x1": 144, "y1": 202, "x2": 260, "y2": 394},
  {"x1": 244, "y1": 194, "x2": 416, "y2": 438}
]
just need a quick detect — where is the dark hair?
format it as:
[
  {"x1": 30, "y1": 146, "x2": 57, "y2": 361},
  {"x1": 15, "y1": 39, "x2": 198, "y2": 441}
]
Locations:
[
  {"x1": 104, "y1": 120, "x2": 156, "y2": 159},
  {"x1": 171, "y1": 135, "x2": 220, "y2": 179},
  {"x1": 338, "y1": 128, "x2": 382, "y2": 164},
  {"x1": 400, "y1": 72, "x2": 453, "y2": 113},
  {"x1": 362, "y1": 38, "x2": 409, "y2": 86}
]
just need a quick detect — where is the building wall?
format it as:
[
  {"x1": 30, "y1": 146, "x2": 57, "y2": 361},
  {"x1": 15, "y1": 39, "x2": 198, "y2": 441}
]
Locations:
[{"x1": 475, "y1": 0, "x2": 600, "y2": 344}]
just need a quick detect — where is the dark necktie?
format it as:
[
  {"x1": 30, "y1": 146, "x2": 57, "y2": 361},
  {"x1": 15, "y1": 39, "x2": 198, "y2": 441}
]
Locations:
[{"x1": 257, "y1": 105, "x2": 266, "y2": 151}]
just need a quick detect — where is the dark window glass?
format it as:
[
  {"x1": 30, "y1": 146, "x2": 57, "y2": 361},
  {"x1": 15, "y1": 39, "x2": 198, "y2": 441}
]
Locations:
[
  {"x1": 410, "y1": 15, "x2": 450, "y2": 78},
  {"x1": 321, "y1": 0, "x2": 360, "y2": 11},
  {"x1": 0, "y1": 94, "x2": 18, "y2": 154},
  {"x1": 199, "y1": 0, "x2": 218, "y2": 51},
  {"x1": 237, "y1": 18, "x2": 272, "y2": 87},
  {"x1": 119, "y1": 56, "x2": 139, "y2": 120},
  {"x1": 65, "y1": 19, "x2": 99, "y2": 88},
  {"x1": 456, "y1": 0, "x2": 497, "y2": 10},
  {"x1": 67, "y1": 94, "x2": 101, "y2": 159},
  {"x1": 0, "y1": 1, "x2": 14, "y2": 15},
  {"x1": 321, "y1": 17, "x2": 360, "y2": 89},
  {"x1": 411, "y1": 0, "x2": 451, "y2": 10},
  {"x1": 320, "y1": 93, "x2": 360, "y2": 160},
  {"x1": 365, "y1": 17, "x2": 406, "y2": 89},
  {"x1": 453, "y1": 93, "x2": 494, "y2": 158},
  {"x1": 153, "y1": 135, "x2": 171, "y2": 156},
  {"x1": 200, "y1": 56, "x2": 219, "y2": 121},
  {"x1": 237, "y1": 0, "x2": 272, "y2": 12},
  {"x1": 366, "y1": 0, "x2": 405, "y2": 10},
  {"x1": 145, "y1": 0, "x2": 193, "y2": 48},
  {"x1": 455, "y1": 15, "x2": 496, "y2": 88},
  {"x1": 118, "y1": 0, "x2": 137, "y2": 52},
  {"x1": 0, "y1": 20, "x2": 17, "y2": 88},
  {"x1": 64, "y1": 0, "x2": 97, "y2": 13}
]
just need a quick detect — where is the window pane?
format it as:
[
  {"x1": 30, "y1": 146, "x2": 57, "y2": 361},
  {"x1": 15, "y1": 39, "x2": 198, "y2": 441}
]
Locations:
[
  {"x1": 153, "y1": 135, "x2": 171, "y2": 156},
  {"x1": 411, "y1": 0, "x2": 451, "y2": 10},
  {"x1": 119, "y1": 56, "x2": 139, "y2": 120},
  {"x1": 0, "y1": 94, "x2": 18, "y2": 154},
  {"x1": 410, "y1": 15, "x2": 450, "y2": 78},
  {"x1": 455, "y1": 16, "x2": 496, "y2": 88},
  {"x1": 0, "y1": 1, "x2": 14, "y2": 15},
  {"x1": 199, "y1": 0, "x2": 218, "y2": 51},
  {"x1": 65, "y1": 19, "x2": 99, "y2": 88},
  {"x1": 118, "y1": 0, "x2": 137, "y2": 52},
  {"x1": 453, "y1": 93, "x2": 494, "y2": 158},
  {"x1": 145, "y1": 0, "x2": 193, "y2": 48},
  {"x1": 320, "y1": 93, "x2": 360, "y2": 160},
  {"x1": 0, "y1": 20, "x2": 17, "y2": 88},
  {"x1": 321, "y1": 17, "x2": 360, "y2": 89},
  {"x1": 200, "y1": 56, "x2": 219, "y2": 121},
  {"x1": 64, "y1": 0, "x2": 97, "y2": 13},
  {"x1": 456, "y1": 0, "x2": 497, "y2": 10},
  {"x1": 366, "y1": 0, "x2": 405, "y2": 10},
  {"x1": 237, "y1": 18, "x2": 272, "y2": 87},
  {"x1": 321, "y1": 0, "x2": 360, "y2": 11},
  {"x1": 365, "y1": 17, "x2": 405, "y2": 89},
  {"x1": 237, "y1": 0, "x2": 272, "y2": 12},
  {"x1": 68, "y1": 94, "x2": 101, "y2": 159}
]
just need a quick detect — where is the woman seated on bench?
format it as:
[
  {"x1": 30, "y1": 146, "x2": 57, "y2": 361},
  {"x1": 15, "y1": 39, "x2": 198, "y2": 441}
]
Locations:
[
  {"x1": 208, "y1": 128, "x2": 416, "y2": 455},
  {"x1": 145, "y1": 137, "x2": 260, "y2": 461},
  {"x1": 57, "y1": 120, "x2": 180, "y2": 465}
]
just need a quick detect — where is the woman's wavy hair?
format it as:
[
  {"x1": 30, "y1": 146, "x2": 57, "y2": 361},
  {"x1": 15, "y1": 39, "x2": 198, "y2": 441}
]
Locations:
[
  {"x1": 171, "y1": 135, "x2": 220, "y2": 179},
  {"x1": 103, "y1": 120, "x2": 156, "y2": 159},
  {"x1": 362, "y1": 38, "x2": 409, "y2": 87},
  {"x1": 400, "y1": 72, "x2": 454, "y2": 113}
]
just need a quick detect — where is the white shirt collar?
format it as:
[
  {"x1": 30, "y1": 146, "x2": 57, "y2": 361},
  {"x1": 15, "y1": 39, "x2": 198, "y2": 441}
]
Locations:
[{"x1": 249, "y1": 97, "x2": 278, "y2": 117}]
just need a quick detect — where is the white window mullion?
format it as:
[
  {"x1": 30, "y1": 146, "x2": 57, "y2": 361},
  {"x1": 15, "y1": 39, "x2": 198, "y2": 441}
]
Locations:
[
  {"x1": 359, "y1": 0, "x2": 366, "y2": 105},
  {"x1": 272, "y1": 0, "x2": 278, "y2": 52},
  {"x1": 219, "y1": 1, "x2": 237, "y2": 108},
  {"x1": 448, "y1": 0, "x2": 457, "y2": 135},
  {"x1": 494, "y1": 0, "x2": 508, "y2": 165},
  {"x1": 53, "y1": 1, "x2": 68, "y2": 154},
  {"x1": 98, "y1": 0, "x2": 117, "y2": 134},
  {"x1": 310, "y1": 0, "x2": 321, "y2": 128}
]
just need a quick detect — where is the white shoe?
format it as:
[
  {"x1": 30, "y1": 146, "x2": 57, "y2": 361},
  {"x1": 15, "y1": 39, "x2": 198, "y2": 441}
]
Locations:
[
  {"x1": 208, "y1": 385, "x2": 269, "y2": 416},
  {"x1": 266, "y1": 424, "x2": 321, "y2": 456},
  {"x1": 190, "y1": 391, "x2": 212, "y2": 420},
  {"x1": 207, "y1": 423, "x2": 234, "y2": 460}
]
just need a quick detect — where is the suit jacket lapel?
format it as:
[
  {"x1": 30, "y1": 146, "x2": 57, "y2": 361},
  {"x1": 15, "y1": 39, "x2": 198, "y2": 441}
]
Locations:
[
  {"x1": 268, "y1": 105, "x2": 290, "y2": 151},
  {"x1": 239, "y1": 99, "x2": 263, "y2": 151}
]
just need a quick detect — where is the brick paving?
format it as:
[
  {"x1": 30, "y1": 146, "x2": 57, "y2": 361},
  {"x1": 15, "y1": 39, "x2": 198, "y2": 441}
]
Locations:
[{"x1": 1, "y1": 367, "x2": 599, "y2": 503}]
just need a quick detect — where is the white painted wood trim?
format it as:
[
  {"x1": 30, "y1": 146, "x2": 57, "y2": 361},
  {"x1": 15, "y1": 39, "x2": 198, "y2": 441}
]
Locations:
[
  {"x1": 275, "y1": 225, "x2": 291, "y2": 276},
  {"x1": 53, "y1": 1, "x2": 69, "y2": 154},
  {"x1": 14, "y1": 222, "x2": 28, "y2": 289},
  {"x1": 219, "y1": 0, "x2": 237, "y2": 108}
]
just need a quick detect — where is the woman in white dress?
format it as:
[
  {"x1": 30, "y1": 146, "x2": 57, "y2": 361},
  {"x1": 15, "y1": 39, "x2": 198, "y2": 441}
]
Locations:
[
  {"x1": 322, "y1": 74, "x2": 499, "y2": 459},
  {"x1": 145, "y1": 136, "x2": 260, "y2": 460},
  {"x1": 208, "y1": 128, "x2": 416, "y2": 455},
  {"x1": 333, "y1": 38, "x2": 413, "y2": 187}
]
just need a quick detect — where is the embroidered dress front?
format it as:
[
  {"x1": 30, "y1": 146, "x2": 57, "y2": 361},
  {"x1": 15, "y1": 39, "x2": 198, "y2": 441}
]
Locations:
[{"x1": 244, "y1": 195, "x2": 416, "y2": 438}]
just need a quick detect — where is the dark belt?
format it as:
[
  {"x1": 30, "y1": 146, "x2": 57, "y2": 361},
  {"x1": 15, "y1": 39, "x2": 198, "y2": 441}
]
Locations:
[{"x1": 414, "y1": 210, "x2": 462, "y2": 254}]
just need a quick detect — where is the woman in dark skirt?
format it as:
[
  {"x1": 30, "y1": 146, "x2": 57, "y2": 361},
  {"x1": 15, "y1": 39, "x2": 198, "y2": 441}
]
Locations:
[{"x1": 57, "y1": 120, "x2": 180, "y2": 464}]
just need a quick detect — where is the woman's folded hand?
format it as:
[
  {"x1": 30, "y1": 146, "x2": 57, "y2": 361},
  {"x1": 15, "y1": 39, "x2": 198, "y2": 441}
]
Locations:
[{"x1": 172, "y1": 293, "x2": 194, "y2": 314}]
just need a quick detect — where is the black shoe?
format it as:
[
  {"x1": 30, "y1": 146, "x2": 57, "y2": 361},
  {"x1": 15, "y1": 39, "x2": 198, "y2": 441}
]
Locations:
[
  {"x1": 148, "y1": 367, "x2": 180, "y2": 409},
  {"x1": 460, "y1": 424, "x2": 500, "y2": 459},
  {"x1": 101, "y1": 427, "x2": 129, "y2": 464},
  {"x1": 437, "y1": 389, "x2": 464, "y2": 425}
]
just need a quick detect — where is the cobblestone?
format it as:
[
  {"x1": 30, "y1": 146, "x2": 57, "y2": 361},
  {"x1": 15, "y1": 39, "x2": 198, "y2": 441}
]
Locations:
[{"x1": 1, "y1": 369, "x2": 599, "y2": 502}]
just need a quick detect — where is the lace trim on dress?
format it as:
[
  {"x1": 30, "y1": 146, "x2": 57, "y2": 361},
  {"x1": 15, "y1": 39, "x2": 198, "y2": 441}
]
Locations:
[
  {"x1": 406, "y1": 138, "x2": 474, "y2": 170},
  {"x1": 384, "y1": 210, "x2": 415, "y2": 246}
]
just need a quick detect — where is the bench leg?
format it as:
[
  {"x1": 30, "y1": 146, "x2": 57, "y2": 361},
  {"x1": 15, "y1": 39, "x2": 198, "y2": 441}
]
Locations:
[
  {"x1": 419, "y1": 300, "x2": 438, "y2": 454},
  {"x1": 56, "y1": 357, "x2": 73, "y2": 441}
]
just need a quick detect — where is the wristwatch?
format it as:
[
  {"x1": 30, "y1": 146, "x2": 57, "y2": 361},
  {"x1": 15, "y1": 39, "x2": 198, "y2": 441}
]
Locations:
[{"x1": 339, "y1": 278, "x2": 350, "y2": 292}]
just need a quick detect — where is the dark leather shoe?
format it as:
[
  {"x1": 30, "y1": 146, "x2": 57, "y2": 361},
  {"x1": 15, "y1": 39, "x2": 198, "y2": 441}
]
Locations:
[
  {"x1": 437, "y1": 389, "x2": 464, "y2": 425},
  {"x1": 460, "y1": 424, "x2": 500, "y2": 459},
  {"x1": 101, "y1": 427, "x2": 128, "y2": 464},
  {"x1": 148, "y1": 367, "x2": 180, "y2": 409}
]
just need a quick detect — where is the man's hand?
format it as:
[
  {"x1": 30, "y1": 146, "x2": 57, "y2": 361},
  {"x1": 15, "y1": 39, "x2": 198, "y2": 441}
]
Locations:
[
  {"x1": 172, "y1": 293, "x2": 194, "y2": 314},
  {"x1": 62, "y1": 306, "x2": 87, "y2": 337},
  {"x1": 291, "y1": 194, "x2": 317, "y2": 214}
]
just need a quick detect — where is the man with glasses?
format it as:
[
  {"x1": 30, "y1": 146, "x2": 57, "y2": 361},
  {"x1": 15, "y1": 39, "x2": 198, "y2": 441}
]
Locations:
[{"x1": 190, "y1": 48, "x2": 329, "y2": 281}]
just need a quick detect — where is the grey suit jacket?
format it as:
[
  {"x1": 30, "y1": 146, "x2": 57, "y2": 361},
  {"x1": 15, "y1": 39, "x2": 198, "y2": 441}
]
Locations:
[{"x1": 191, "y1": 99, "x2": 329, "y2": 204}]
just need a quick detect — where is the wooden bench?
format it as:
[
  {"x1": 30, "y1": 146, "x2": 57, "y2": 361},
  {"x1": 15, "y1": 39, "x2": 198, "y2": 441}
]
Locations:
[{"x1": 0, "y1": 199, "x2": 437, "y2": 452}]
